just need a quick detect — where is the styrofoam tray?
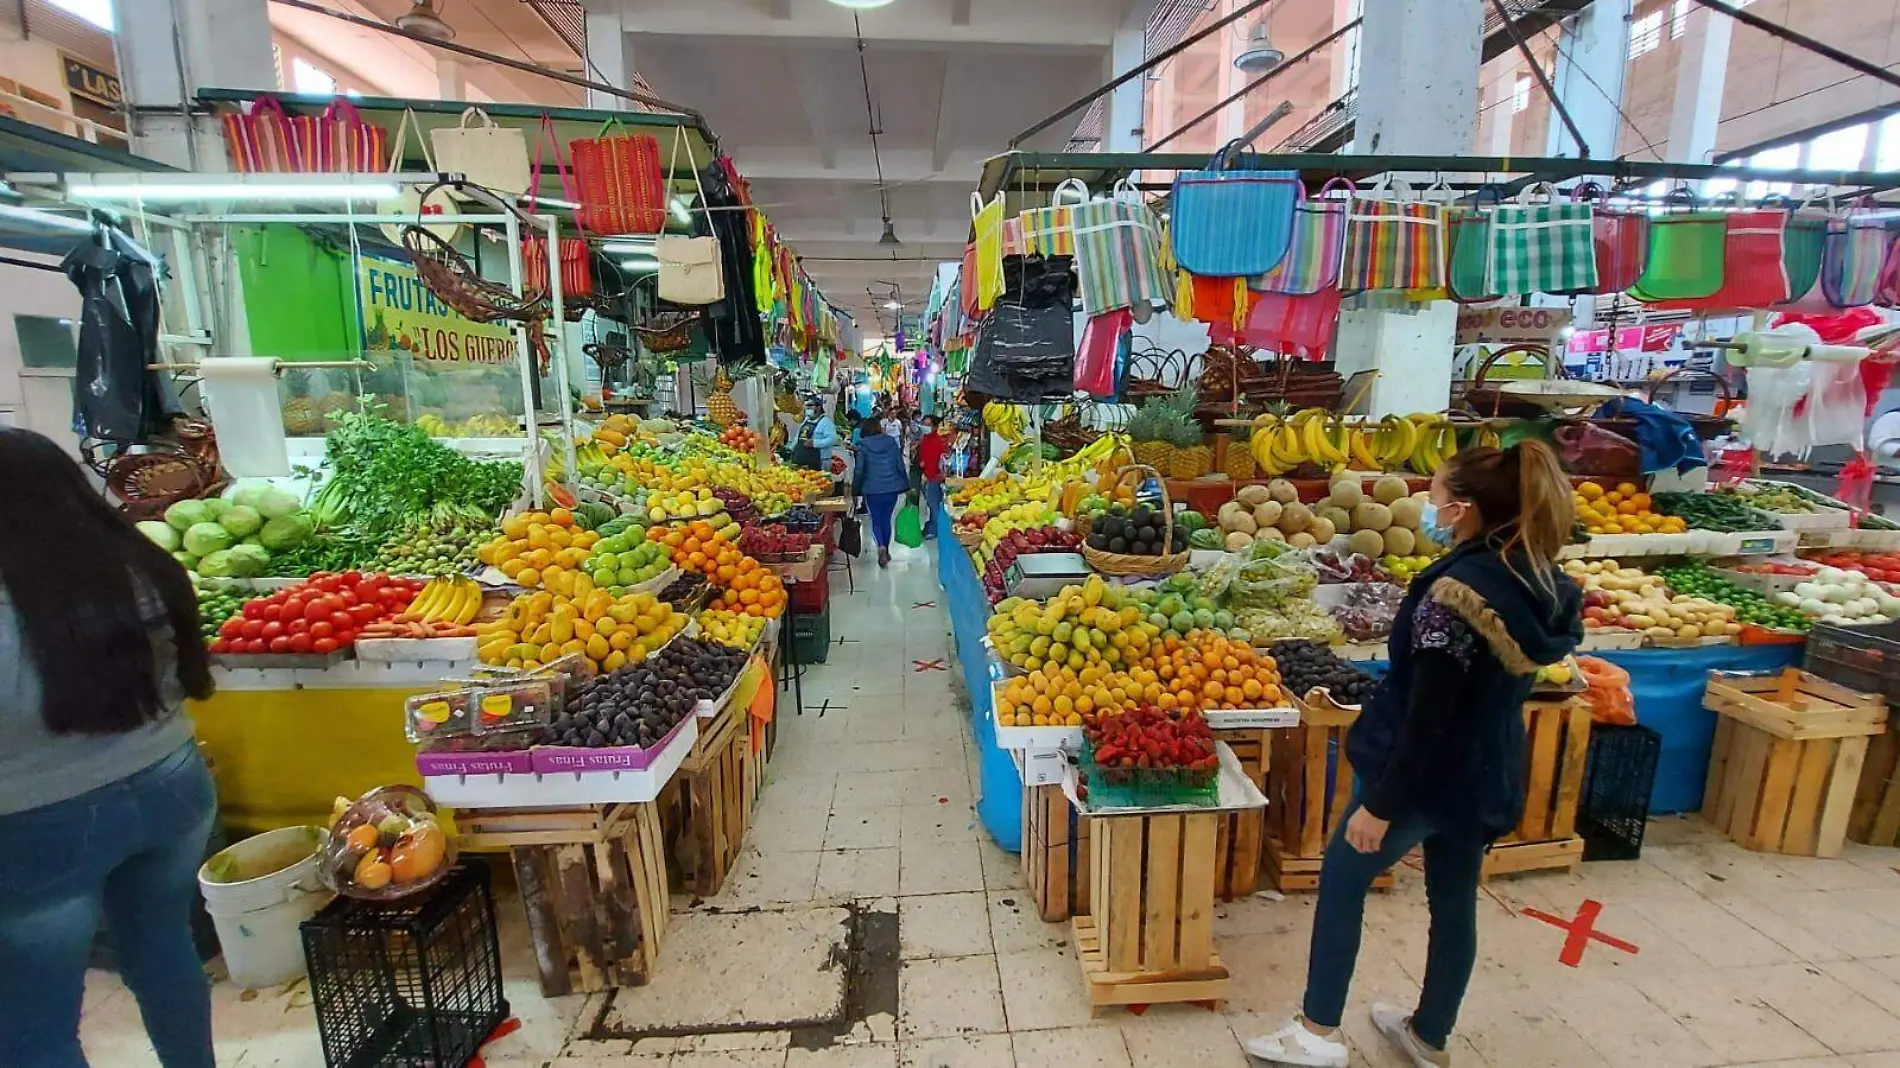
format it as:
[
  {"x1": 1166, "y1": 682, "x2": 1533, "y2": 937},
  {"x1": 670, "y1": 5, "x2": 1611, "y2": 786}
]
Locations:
[
  {"x1": 1578, "y1": 629, "x2": 1645, "y2": 651},
  {"x1": 1063, "y1": 741, "x2": 1267, "y2": 816},
  {"x1": 1204, "y1": 708, "x2": 1301, "y2": 729},
  {"x1": 354, "y1": 636, "x2": 479, "y2": 663},
  {"x1": 422, "y1": 713, "x2": 697, "y2": 807},
  {"x1": 1701, "y1": 529, "x2": 1800, "y2": 557}
]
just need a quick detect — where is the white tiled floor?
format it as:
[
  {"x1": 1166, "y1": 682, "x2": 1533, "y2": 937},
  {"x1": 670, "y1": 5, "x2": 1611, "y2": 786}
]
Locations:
[{"x1": 76, "y1": 542, "x2": 1900, "y2": 1067}]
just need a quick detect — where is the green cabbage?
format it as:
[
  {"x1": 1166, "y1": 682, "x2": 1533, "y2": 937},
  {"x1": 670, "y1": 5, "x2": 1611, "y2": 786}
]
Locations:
[
  {"x1": 164, "y1": 499, "x2": 214, "y2": 531},
  {"x1": 256, "y1": 487, "x2": 303, "y2": 520},
  {"x1": 229, "y1": 481, "x2": 268, "y2": 510},
  {"x1": 137, "y1": 521, "x2": 181, "y2": 552},
  {"x1": 183, "y1": 522, "x2": 236, "y2": 557},
  {"x1": 259, "y1": 513, "x2": 315, "y2": 551},
  {"x1": 202, "y1": 498, "x2": 229, "y2": 519},
  {"x1": 218, "y1": 505, "x2": 263, "y2": 538},
  {"x1": 227, "y1": 543, "x2": 271, "y2": 575}
]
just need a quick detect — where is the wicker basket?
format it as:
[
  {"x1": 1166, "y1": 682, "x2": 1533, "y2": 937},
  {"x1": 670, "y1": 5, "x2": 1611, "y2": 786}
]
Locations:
[{"x1": 1081, "y1": 465, "x2": 1190, "y2": 577}]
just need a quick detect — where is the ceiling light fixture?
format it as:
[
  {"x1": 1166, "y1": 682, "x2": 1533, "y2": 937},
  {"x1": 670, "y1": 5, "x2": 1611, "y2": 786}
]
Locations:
[
  {"x1": 602, "y1": 239, "x2": 658, "y2": 254},
  {"x1": 1234, "y1": 19, "x2": 1284, "y2": 73},
  {"x1": 878, "y1": 219, "x2": 901, "y2": 247},
  {"x1": 394, "y1": 0, "x2": 456, "y2": 41},
  {"x1": 854, "y1": 15, "x2": 902, "y2": 252},
  {"x1": 620, "y1": 258, "x2": 661, "y2": 271},
  {"x1": 883, "y1": 299, "x2": 903, "y2": 310}
]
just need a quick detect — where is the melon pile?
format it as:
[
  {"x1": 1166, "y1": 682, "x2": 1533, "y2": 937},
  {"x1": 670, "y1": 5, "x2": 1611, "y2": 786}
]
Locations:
[
  {"x1": 1215, "y1": 480, "x2": 1326, "y2": 552},
  {"x1": 1313, "y1": 475, "x2": 1433, "y2": 560}
]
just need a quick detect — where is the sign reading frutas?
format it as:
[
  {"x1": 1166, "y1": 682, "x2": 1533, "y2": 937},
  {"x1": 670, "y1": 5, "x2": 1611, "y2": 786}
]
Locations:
[{"x1": 357, "y1": 255, "x2": 517, "y2": 369}]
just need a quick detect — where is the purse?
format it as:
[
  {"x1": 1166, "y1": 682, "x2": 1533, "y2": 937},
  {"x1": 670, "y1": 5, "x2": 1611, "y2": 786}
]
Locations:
[
  {"x1": 1627, "y1": 190, "x2": 1726, "y2": 301},
  {"x1": 1822, "y1": 208, "x2": 1890, "y2": 308},
  {"x1": 569, "y1": 117, "x2": 668, "y2": 235},
  {"x1": 376, "y1": 109, "x2": 463, "y2": 246},
  {"x1": 1252, "y1": 177, "x2": 1349, "y2": 295},
  {"x1": 1484, "y1": 182, "x2": 1598, "y2": 296},
  {"x1": 1169, "y1": 141, "x2": 1301, "y2": 277},
  {"x1": 657, "y1": 128, "x2": 724, "y2": 305},
  {"x1": 1017, "y1": 178, "x2": 1086, "y2": 258},
  {"x1": 1340, "y1": 177, "x2": 1448, "y2": 292},
  {"x1": 431, "y1": 106, "x2": 531, "y2": 201},
  {"x1": 221, "y1": 96, "x2": 302, "y2": 173}
]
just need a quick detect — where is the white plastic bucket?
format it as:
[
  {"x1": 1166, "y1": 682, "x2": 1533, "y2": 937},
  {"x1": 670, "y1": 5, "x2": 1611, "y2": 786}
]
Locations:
[{"x1": 197, "y1": 825, "x2": 333, "y2": 989}]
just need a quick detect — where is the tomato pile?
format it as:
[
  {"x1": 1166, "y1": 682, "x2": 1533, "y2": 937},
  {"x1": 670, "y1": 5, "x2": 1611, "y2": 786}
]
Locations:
[
  {"x1": 1805, "y1": 550, "x2": 1900, "y2": 586},
  {"x1": 210, "y1": 571, "x2": 422, "y2": 656},
  {"x1": 1082, "y1": 706, "x2": 1218, "y2": 776}
]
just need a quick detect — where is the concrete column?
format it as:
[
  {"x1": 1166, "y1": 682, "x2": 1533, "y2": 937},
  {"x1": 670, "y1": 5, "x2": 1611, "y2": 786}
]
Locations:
[
  {"x1": 1330, "y1": 0, "x2": 1362, "y2": 99},
  {"x1": 583, "y1": 0, "x2": 630, "y2": 112},
  {"x1": 1105, "y1": 0, "x2": 1155, "y2": 152},
  {"x1": 116, "y1": 0, "x2": 275, "y2": 170},
  {"x1": 1666, "y1": 2, "x2": 1732, "y2": 163},
  {"x1": 1484, "y1": 60, "x2": 1518, "y2": 156},
  {"x1": 1330, "y1": 0, "x2": 1481, "y2": 416},
  {"x1": 1546, "y1": 0, "x2": 1630, "y2": 159},
  {"x1": 437, "y1": 56, "x2": 466, "y2": 102}
]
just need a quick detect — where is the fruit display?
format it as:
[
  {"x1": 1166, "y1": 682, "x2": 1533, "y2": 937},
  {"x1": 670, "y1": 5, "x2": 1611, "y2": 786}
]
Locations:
[
  {"x1": 740, "y1": 526, "x2": 817, "y2": 560},
  {"x1": 1651, "y1": 490, "x2": 1779, "y2": 533},
  {"x1": 1762, "y1": 566, "x2": 1900, "y2": 626},
  {"x1": 1267, "y1": 639, "x2": 1377, "y2": 705},
  {"x1": 995, "y1": 663, "x2": 1124, "y2": 727},
  {"x1": 1654, "y1": 561, "x2": 1822, "y2": 630},
  {"x1": 546, "y1": 637, "x2": 749, "y2": 750},
  {"x1": 1124, "y1": 571, "x2": 1244, "y2": 641},
  {"x1": 981, "y1": 526, "x2": 1083, "y2": 602},
  {"x1": 1717, "y1": 483, "x2": 1821, "y2": 515},
  {"x1": 143, "y1": 480, "x2": 318, "y2": 578},
  {"x1": 587, "y1": 534, "x2": 674, "y2": 593},
  {"x1": 478, "y1": 509, "x2": 605, "y2": 592},
  {"x1": 699, "y1": 609, "x2": 767, "y2": 650},
  {"x1": 1563, "y1": 559, "x2": 1745, "y2": 639},
  {"x1": 476, "y1": 588, "x2": 687, "y2": 673},
  {"x1": 371, "y1": 505, "x2": 493, "y2": 576},
  {"x1": 325, "y1": 786, "x2": 453, "y2": 899},
  {"x1": 1077, "y1": 706, "x2": 1220, "y2": 803},
  {"x1": 1084, "y1": 503, "x2": 1187, "y2": 557},
  {"x1": 770, "y1": 505, "x2": 826, "y2": 534},
  {"x1": 1802, "y1": 549, "x2": 1900, "y2": 586},
  {"x1": 195, "y1": 581, "x2": 244, "y2": 644},
  {"x1": 1246, "y1": 410, "x2": 1483, "y2": 477},
  {"x1": 1130, "y1": 631, "x2": 1285, "y2": 712},
  {"x1": 1328, "y1": 582, "x2": 1406, "y2": 643},
  {"x1": 211, "y1": 572, "x2": 422, "y2": 656},
  {"x1": 652, "y1": 519, "x2": 746, "y2": 577},
  {"x1": 702, "y1": 558, "x2": 787, "y2": 618},
  {"x1": 717, "y1": 424, "x2": 760, "y2": 452},
  {"x1": 658, "y1": 570, "x2": 709, "y2": 608},
  {"x1": 1573, "y1": 481, "x2": 1688, "y2": 536},
  {"x1": 987, "y1": 578, "x2": 1163, "y2": 676},
  {"x1": 366, "y1": 574, "x2": 485, "y2": 638}
]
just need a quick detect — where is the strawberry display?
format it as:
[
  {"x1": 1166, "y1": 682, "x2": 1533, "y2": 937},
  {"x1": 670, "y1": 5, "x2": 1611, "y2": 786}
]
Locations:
[
  {"x1": 740, "y1": 526, "x2": 815, "y2": 560},
  {"x1": 211, "y1": 571, "x2": 422, "y2": 656},
  {"x1": 1079, "y1": 706, "x2": 1219, "y2": 800}
]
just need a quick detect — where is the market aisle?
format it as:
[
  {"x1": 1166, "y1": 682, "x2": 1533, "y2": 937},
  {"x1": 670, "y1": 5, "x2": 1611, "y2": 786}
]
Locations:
[{"x1": 76, "y1": 538, "x2": 1900, "y2": 1067}]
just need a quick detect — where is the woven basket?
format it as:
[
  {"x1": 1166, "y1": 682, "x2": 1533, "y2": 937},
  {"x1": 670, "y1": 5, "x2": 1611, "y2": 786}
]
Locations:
[{"x1": 1081, "y1": 465, "x2": 1189, "y2": 577}]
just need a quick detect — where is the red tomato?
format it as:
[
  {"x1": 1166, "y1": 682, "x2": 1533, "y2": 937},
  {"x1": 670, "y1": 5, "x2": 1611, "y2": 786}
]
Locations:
[
  {"x1": 282, "y1": 596, "x2": 306, "y2": 620},
  {"x1": 288, "y1": 617, "x2": 310, "y2": 635},
  {"x1": 239, "y1": 619, "x2": 264, "y2": 640},
  {"x1": 267, "y1": 636, "x2": 292, "y2": 653},
  {"x1": 242, "y1": 601, "x2": 266, "y2": 620},
  {"x1": 329, "y1": 611, "x2": 354, "y2": 631},
  {"x1": 219, "y1": 618, "x2": 244, "y2": 639},
  {"x1": 360, "y1": 575, "x2": 388, "y2": 594},
  {"x1": 341, "y1": 571, "x2": 363, "y2": 586},
  {"x1": 261, "y1": 603, "x2": 283, "y2": 622},
  {"x1": 246, "y1": 638, "x2": 269, "y2": 654},
  {"x1": 349, "y1": 603, "x2": 380, "y2": 624},
  {"x1": 333, "y1": 628, "x2": 357, "y2": 646},
  {"x1": 337, "y1": 588, "x2": 359, "y2": 607},
  {"x1": 288, "y1": 633, "x2": 315, "y2": 654},
  {"x1": 310, "y1": 621, "x2": 335, "y2": 640},
  {"x1": 304, "y1": 599, "x2": 331, "y2": 623},
  {"x1": 314, "y1": 574, "x2": 343, "y2": 592},
  {"x1": 261, "y1": 620, "x2": 285, "y2": 640},
  {"x1": 312, "y1": 638, "x2": 339, "y2": 655},
  {"x1": 209, "y1": 639, "x2": 230, "y2": 654}
]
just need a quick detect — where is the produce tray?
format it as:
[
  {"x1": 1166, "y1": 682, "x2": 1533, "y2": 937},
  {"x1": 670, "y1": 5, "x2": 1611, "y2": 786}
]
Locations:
[
  {"x1": 1724, "y1": 481, "x2": 1853, "y2": 531},
  {"x1": 990, "y1": 681, "x2": 1081, "y2": 751},
  {"x1": 211, "y1": 648, "x2": 351, "y2": 670},
  {"x1": 1699, "y1": 529, "x2": 1799, "y2": 557},
  {"x1": 422, "y1": 714, "x2": 697, "y2": 808},
  {"x1": 354, "y1": 637, "x2": 479, "y2": 663},
  {"x1": 1064, "y1": 741, "x2": 1268, "y2": 816},
  {"x1": 1078, "y1": 743, "x2": 1219, "y2": 809}
]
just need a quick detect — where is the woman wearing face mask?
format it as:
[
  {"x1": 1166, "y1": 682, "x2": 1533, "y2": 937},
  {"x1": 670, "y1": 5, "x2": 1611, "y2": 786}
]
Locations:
[{"x1": 1245, "y1": 440, "x2": 1582, "y2": 1068}]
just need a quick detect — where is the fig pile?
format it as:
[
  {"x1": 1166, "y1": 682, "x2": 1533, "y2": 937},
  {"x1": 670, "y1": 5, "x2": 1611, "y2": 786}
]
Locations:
[{"x1": 546, "y1": 637, "x2": 749, "y2": 749}]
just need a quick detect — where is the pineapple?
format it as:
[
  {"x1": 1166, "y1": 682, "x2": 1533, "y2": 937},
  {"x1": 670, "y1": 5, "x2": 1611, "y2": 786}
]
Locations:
[
  {"x1": 1223, "y1": 427, "x2": 1256, "y2": 480},
  {"x1": 1128, "y1": 397, "x2": 1173, "y2": 471},
  {"x1": 281, "y1": 371, "x2": 321, "y2": 436},
  {"x1": 1167, "y1": 413, "x2": 1211, "y2": 480},
  {"x1": 707, "y1": 368, "x2": 740, "y2": 428}
]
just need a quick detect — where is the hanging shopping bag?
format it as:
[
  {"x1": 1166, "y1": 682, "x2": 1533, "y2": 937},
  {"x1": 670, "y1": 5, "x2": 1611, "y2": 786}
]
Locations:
[
  {"x1": 1169, "y1": 141, "x2": 1302, "y2": 276},
  {"x1": 1778, "y1": 207, "x2": 1830, "y2": 306},
  {"x1": 302, "y1": 99, "x2": 386, "y2": 174},
  {"x1": 1822, "y1": 210, "x2": 1890, "y2": 308},
  {"x1": 221, "y1": 96, "x2": 303, "y2": 173},
  {"x1": 569, "y1": 118, "x2": 668, "y2": 235},
  {"x1": 1254, "y1": 177, "x2": 1349, "y2": 295},
  {"x1": 1017, "y1": 178, "x2": 1087, "y2": 258},
  {"x1": 657, "y1": 128, "x2": 724, "y2": 305},
  {"x1": 431, "y1": 106, "x2": 531, "y2": 201},
  {"x1": 959, "y1": 242, "x2": 982, "y2": 320},
  {"x1": 1243, "y1": 286, "x2": 1343, "y2": 360},
  {"x1": 376, "y1": 109, "x2": 463, "y2": 245},
  {"x1": 518, "y1": 116, "x2": 589, "y2": 296},
  {"x1": 1645, "y1": 208, "x2": 1788, "y2": 312},
  {"x1": 1076, "y1": 309, "x2": 1132, "y2": 397},
  {"x1": 1567, "y1": 182, "x2": 1649, "y2": 295},
  {"x1": 1446, "y1": 189, "x2": 1502, "y2": 303},
  {"x1": 1627, "y1": 190, "x2": 1726, "y2": 301},
  {"x1": 972, "y1": 193, "x2": 1008, "y2": 312},
  {"x1": 1071, "y1": 182, "x2": 1170, "y2": 317},
  {"x1": 1340, "y1": 178, "x2": 1448, "y2": 292},
  {"x1": 1484, "y1": 182, "x2": 1598, "y2": 296}
]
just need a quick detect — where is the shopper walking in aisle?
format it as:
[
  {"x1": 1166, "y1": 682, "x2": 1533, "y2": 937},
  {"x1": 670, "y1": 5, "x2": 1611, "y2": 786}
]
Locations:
[
  {"x1": 0, "y1": 428, "x2": 219, "y2": 1068},
  {"x1": 1245, "y1": 440, "x2": 1581, "y2": 1068},
  {"x1": 915, "y1": 415, "x2": 949, "y2": 540},
  {"x1": 793, "y1": 398, "x2": 839, "y2": 476},
  {"x1": 852, "y1": 418, "x2": 911, "y2": 568}
]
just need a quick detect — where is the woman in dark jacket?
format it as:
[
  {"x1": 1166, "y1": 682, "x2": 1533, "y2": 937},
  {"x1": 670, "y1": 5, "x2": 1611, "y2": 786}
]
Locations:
[
  {"x1": 1246, "y1": 440, "x2": 1582, "y2": 1068},
  {"x1": 852, "y1": 421, "x2": 912, "y2": 568}
]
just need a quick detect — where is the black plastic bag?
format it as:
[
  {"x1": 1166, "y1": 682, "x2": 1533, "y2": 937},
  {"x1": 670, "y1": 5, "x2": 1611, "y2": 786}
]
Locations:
[{"x1": 839, "y1": 515, "x2": 863, "y2": 558}]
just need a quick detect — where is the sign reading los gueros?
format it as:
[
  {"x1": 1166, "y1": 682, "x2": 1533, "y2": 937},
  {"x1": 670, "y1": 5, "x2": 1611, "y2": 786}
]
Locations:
[{"x1": 357, "y1": 255, "x2": 517, "y2": 369}]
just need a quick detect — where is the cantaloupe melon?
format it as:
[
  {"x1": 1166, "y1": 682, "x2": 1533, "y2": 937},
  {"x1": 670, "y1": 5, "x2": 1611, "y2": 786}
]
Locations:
[
  {"x1": 1278, "y1": 502, "x2": 1313, "y2": 534},
  {"x1": 1388, "y1": 497, "x2": 1423, "y2": 531},
  {"x1": 1348, "y1": 529, "x2": 1386, "y2": 557},
  {"x1": 1307, "y1": 516, "x2": 1336, "y2": 544},
  {"x1": 1267, "y1": 478, "x2": 1299, "y2": 504},
  {"x1": 1236, "y1": 484, "x2": 1271, "y2": 507},
  {"x1": 1373, "y1": 475, "x2": 1409, "y2": 505},
  {"x1": 1351, "y1": 502, "x2": 1393, "y2": 533},
  {"x1": 1253, "y1": 500, "x2": 1284, "y2": 528},
  {"x1": 1383, "y1": 526, "x2": 1417, "y2": 555},
  {"x1": 1327, "y1": 479, "x2": 1364, "y2": 510}
]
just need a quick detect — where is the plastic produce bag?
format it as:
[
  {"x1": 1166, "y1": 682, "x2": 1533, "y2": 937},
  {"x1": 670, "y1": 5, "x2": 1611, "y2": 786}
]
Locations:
[
  {"x1": 1804, "y1": 357, "x2": 1869, "y2": 451},
  {"x1": 1553, "y1": 422, "x2": 1641, "y2": 479},
  {"x1": 895, "y1": 504, "x2": 923, "y2": 548},
  {"x1": 1577, "y1": 656, "x2": 1635, "y2": 726}
]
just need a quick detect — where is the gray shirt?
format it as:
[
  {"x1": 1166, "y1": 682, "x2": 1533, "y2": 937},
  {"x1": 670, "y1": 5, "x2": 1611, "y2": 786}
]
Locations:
[{"x1": 0, "y1": 583, "x2": 195, "y2": 817}]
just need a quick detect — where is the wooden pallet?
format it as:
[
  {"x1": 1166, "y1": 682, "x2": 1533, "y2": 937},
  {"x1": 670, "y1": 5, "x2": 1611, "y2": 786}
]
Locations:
[
  {"x1": 1704, "y1": 669, "x2": 1886, "y2": 857},
  {"x1": 1261, "y1": 693, "x2": 1393, "y2": 893},
  {"x1": 459, "y1": 802, "x2": 669, "y2": 996},
  {"x1": 668, "y1": 700, "x2": 757, "y2": 897},
  {"x1": 1077, "y1": 810, "x2": 1229, "y2": 1014},
  {"x1": 1022, "y1": 782, "x2": 1090, "y2": 922},
  {"x1": 1212, "y1": 728, "x2": 1268, "y2": 900},
  {"x1": 1484, "y1": 697, "x2": 1592, "y2": 881},
  {"x1": 1849, "y1": 712, "x2": 1900, "y2": 849}
]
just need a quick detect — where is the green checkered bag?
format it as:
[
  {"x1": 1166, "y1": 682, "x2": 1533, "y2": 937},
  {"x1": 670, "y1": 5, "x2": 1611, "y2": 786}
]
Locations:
[{"x1": 1484, "y1": 183, "x2": 1599, "y2": 296}]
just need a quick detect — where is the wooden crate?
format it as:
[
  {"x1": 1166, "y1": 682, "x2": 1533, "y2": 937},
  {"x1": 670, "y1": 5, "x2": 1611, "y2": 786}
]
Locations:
[
  {"x1": 1074, "y1": 810, "x2": 1229, "y2": 1013},
  {"x1": 456, "y1": 803, "x2": 669, "y2": 996},
  {"x1": 1849, "y1": 710, "x2": 1900, "y2": 848},
  {"x1": 1212, "y1": 728, "x2": 1268, "y2": 900},
  {"x1": 1704, "y1": 669, "x2": 1887, "y2": 857},
  {"x1": 1484, "y1": 697, "x2": 1592, "y2": 880},
  {"x1": 1022, "y1": 782, "x2": 1091, "y2": 922},
  {"x1": 667, "y1": 700, "x2": 757, "y2": 897},
  {"x1": 1261, "y1": 694, "x2": 1394, "y2": 893}
]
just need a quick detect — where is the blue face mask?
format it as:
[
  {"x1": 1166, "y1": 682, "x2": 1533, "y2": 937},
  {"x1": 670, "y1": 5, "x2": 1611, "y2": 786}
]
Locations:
[{"x1": 1420, "y1": 501, "x2": 1457, "y2": 547}]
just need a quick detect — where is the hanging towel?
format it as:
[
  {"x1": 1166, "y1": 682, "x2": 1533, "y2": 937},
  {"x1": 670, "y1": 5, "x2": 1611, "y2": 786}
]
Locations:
[{"x1": 1594, "y1": 398, "x2": 1706, "y2": 475}]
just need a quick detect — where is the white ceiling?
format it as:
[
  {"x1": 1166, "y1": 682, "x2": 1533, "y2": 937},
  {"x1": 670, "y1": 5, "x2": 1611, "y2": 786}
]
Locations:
[{"x1": 620, "y1": 0, "x2": 1157, "y2": 331}]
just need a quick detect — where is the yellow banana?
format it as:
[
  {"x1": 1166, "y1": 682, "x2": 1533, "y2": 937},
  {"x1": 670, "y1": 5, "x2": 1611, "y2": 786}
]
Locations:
[
  {"x1": 1348, "y1": 427, "x2": 1381, "y2": 471},
  {"x1": 1271, "y1": 425, "x2": 1306, "y2": 469},
  {"x1": 451, "y1": 579, "x2": 482, "y2": 626},
  {"x1": 403, "y1": 578, "x2": 447, "y2": 622}
]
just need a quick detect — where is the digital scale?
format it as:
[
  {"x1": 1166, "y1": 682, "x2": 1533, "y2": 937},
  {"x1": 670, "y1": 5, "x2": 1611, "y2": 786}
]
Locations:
[{"x1": 1002, "y1": 552, "x2": 1091, "y2": 600}]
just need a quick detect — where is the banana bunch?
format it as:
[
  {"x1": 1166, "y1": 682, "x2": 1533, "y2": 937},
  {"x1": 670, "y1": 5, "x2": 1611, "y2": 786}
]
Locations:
[
  {"x1": 983, "y1": 403, "x2": 1031, "y2": 443},
  {"x1": 1248, "y1": 408, "x2": 1362, "y2": 477},
  {"x1": 402, "y1": 575, "x2": 484, "y2": 627}
]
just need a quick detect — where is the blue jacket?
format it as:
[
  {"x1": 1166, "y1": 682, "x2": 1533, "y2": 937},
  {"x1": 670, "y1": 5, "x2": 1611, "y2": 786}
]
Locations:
[{"x1": 853, "y1": 434, "x2": 910, "y2": 497}]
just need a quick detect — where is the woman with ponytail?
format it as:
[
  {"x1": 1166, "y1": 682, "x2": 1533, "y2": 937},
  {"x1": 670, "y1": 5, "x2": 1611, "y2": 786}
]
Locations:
[{"x1": 1246, "y1": 440, "x2": 1583, "y2": 1068}]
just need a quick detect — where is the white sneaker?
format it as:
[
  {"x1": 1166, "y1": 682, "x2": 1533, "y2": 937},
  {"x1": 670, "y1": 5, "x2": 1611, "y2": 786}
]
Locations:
[
  {"x1": 1370, "y1": 1003, "x2": 1450, "y2": 1067},
  {"x1": 1242, "y1": 1017, "x2": 1350, "y2": 1067}
]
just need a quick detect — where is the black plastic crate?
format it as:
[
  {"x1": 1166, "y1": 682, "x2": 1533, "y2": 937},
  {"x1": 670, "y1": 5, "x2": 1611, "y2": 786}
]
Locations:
[
  {"x1": 1804, "y1": 621, "x2": 1900, "y2": 706},
  {"x1": 1577, "y1": 723, "x2": 1662, "y2": 862},
  {"x1": 790, "y1": 602, "x2": 831, "y2": 664},
  {"x1": 301, "y1": 863, "x2": 507, "y2": 1068}
]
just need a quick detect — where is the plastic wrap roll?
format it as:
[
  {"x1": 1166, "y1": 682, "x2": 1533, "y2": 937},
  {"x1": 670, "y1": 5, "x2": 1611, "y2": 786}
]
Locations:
[{"x1": 200, "y1": 357, "x2": 289, "y2": 477}]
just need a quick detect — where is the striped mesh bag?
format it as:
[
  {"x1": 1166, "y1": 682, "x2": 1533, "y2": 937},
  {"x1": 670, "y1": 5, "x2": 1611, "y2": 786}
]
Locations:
[{"x1": 1072, "y1": 183, "x2": 1170, "y2": 317}]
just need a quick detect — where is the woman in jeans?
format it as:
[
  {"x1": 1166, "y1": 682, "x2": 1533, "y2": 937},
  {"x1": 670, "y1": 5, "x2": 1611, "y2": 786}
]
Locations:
[
  {"x1": 0, "y1": 428, "x2": 219, "y2": 1067},
  {"x1": 1246, "y1": 440, "x2": 1581, "y2": 1068},
  {"x1": 852, "y1": 419, "x2": 911, "y2": 568}
]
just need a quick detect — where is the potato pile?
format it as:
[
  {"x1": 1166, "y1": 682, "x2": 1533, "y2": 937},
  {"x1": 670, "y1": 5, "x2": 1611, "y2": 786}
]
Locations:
[
  {"x1": 1563, "y1": 559, "x2": 1741, "y2": 640},
  {"x1": 1215, "y1": 480, "x2": 1317, "y2": 552}
]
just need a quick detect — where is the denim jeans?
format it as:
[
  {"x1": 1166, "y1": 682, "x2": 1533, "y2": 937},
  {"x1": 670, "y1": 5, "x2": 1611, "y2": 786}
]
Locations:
[
  {"x1": 923, "y1": 481, "x2": 944, "y2": 538},
  {"x1": 865, "y1": 491, "x2": 903, "y2": 548},
  {"x1": 1301, "y1": 792, "x2": 1485, "y2": 1051},
  {"x1": 0, "y1": 742, "x2": 218, "y2": 1067}
]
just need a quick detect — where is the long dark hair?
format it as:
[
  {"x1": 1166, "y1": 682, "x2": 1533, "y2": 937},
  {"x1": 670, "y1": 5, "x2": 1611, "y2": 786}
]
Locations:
[
  {"x1": 0, "y1": 429, "x2": 213, "y2": 734},
  {"x1": 1442, "y1": 438, "x2": 1574, "y2": 595}
]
